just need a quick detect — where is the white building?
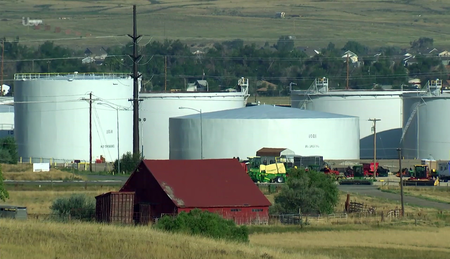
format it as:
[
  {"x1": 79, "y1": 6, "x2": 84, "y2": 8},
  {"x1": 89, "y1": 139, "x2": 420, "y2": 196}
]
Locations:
[
  {"x1": 169, "y1": 105, "x2": 360, "y2": 160},
  {"x1": 0, "y1": 97, "x2": 14, "y2": 138}
]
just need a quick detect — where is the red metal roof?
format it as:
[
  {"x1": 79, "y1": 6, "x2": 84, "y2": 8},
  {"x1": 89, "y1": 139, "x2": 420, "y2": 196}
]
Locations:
[{"x1": 138, "y1": 159, "x2": 271, "y2": 208}]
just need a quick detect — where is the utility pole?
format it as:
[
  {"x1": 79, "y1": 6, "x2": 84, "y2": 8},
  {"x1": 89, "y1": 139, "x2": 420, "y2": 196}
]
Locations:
[
  {"x1": 128, "y1": 4, "x2": 142, "y2": 157},
  {"x1": 81, "y1": 92, "x2": 98, "y2": 172},
  {"x1": 397, "y1": 148, "x2": 405, "y2": 217},
  {"x1": 346, "y1": 53, "x2": 349, "y2": 90},
  {"x1": 1, "y1": 39, "x2": 4, "y2": 96},
  {"x1": 369, "y1": 118, "x2": 381, "y2": 180},
  {"x1": 164, "y1": 56, "x2": 167, "y2": 92}
]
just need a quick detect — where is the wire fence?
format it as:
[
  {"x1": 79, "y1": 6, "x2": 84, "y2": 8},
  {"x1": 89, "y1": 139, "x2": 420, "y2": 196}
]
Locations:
[{"x1": 16, "y1": 157, "x2": 114, "y2": 172}]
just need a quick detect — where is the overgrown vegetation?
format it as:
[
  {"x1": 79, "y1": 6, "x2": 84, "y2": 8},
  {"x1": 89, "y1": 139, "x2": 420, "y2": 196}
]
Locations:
[
  {"x1": 50, "y1": 194, "x2": 95, "y2": 221},
  {"x1": 113, "y1": 152, "x2": 142, "y2": 174},
  {"x1": 1, "y1": 36, "x2": 445, "y2": 97},
  {"x1": 0, "y1": 137, "x2": 18, "y2": 164},
  {"x1": 270, "y1": 168, "x2": 339, "y2": 215},
  {"x1": 0, "y1": 164, "x2": 9, "y2": 201},
  {"x1": 155, "y1": 209, "x2": 249, "y2": 243}
]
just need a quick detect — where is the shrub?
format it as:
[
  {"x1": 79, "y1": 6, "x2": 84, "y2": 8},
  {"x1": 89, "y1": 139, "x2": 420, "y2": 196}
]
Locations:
[
  {"x1": 113, "y1": 152, "x2": 142, "y2": 174},
  {"x1": 270, "y1": 168, "x2": 339, "y2": 215},
  {"x1": 0, "y1": 136, "x2": 18, "y2": 164},
  {"x1": 50, "y1": 194, "x2": 95, "y2": 221},
  {"x1": 155, "y1": 209, "x2": 249, "y2": 243}
]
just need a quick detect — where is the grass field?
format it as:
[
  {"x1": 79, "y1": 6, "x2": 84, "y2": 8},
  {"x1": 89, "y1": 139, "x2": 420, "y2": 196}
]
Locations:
[
  {"x1": 1, "y1": 163, "x2": 86, "y2": 181},
  {"x1": 1, "y1": 219, "x2": 450, "y2": 259},
  {"x1": 1, "y1": 0, "x2": 450, "y2": 49}
]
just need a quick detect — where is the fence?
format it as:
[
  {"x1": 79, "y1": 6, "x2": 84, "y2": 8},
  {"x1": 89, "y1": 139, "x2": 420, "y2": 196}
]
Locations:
[{"x1": 16, "y1": 157, "x2": 114, "y2": 172}]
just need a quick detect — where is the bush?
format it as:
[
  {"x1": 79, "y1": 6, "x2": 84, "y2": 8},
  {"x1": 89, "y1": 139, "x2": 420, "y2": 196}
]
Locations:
[
  {"x1": 113, "y1": 152, "x2": 142, "y2": 174},
  {"x1": 270, "y1": 168, "x2": 339, "y2": 215},
  {"x1": 0, "y1": 136, "x2": 18, "y2": 164},
  {"x1": 155, "y1": 209, "x2": 249, "y2": 243},
  {"x1": 50, "y1": 194, "x2": 95, "y2": 221}
]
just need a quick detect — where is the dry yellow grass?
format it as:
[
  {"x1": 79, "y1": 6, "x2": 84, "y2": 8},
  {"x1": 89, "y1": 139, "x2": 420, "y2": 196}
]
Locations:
[
  {"x1": 1, "y1": 163, "x2": 86, "y2": 181},
  {"x1": 1, "y1": 187, "x2": 117, "y2": 214},
  {"x1": 250, "y1": 227, "x2": 450, "y2": 259},
  {"x1": 0, "y1": 220, "x2": 331, "y2": 259}
]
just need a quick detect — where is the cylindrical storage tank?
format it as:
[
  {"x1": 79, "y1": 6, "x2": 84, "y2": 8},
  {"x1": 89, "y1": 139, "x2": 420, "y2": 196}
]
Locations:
[
  {"x1": 291, "y1": 90, "x2": 423, "y2": 159},
  {"x1": 170, "y1": 105, "x2": 360, "y2": 160},
  {"x1": 14, "y1": 73, "x2": 133, "y2": 163},
  {"x1": 0, "y1": 97, "x2": 14, "y2": 138},
  {"x1": 140, "y1": 92, "x2": 248, "y2": 159},
  {"x1": 402, "y1": 93, "x2": 450, "y2": 160}
]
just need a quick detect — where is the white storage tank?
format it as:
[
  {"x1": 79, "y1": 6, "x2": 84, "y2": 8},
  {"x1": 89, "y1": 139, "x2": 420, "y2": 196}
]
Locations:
[
  {"x1": 401, "y1": 79, "x2": 450, "y2": 160},
  {"x1": 140, "y1": 78, "x2": 249, "y2": 159},
  {"x1": 0, "y1": 97, "x2": 14, "y2": 138},
  {"x1": 14, "y1": 73, "x2": 133, "y2": 163},
  {"x1": 291, "y1": 78, "x2": 422, "y2": 159},
  {"x1": 169, "y1": 105, "x2": 360, "y2": 160}
]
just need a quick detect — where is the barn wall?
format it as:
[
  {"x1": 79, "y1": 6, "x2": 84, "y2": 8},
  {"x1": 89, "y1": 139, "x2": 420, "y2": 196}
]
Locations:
[
  {"x1": 178, "y1": 206, "x2": 269, "y2": 225},
  {"x1": 120, "y1": 165, "x2": 177, "y2": 219}
]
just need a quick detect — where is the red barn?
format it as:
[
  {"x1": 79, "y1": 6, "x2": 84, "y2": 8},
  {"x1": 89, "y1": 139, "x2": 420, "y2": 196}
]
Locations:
[{"x1": 120, "y1": 159, "x2": 271, "y2": 225}]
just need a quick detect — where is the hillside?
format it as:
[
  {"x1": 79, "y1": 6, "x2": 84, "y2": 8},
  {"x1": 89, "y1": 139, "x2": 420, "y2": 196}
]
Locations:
[{"x1": 1, "y1": 0, "x2": 449, "y2": 49}]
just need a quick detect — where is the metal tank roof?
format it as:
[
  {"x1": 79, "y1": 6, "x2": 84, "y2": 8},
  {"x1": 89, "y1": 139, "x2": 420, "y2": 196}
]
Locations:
[
  {"x1": 14, "y1": 72, "x2": 131, "y2": 81},
  {"x1": 176, "y1": 104, "x2": 356, "y2": 119}
]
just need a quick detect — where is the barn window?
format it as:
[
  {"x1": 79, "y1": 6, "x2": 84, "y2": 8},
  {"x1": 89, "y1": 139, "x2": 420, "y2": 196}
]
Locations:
[
  {"x1": 252, "y1": 209, "x2": 263, "y2": 212},
  {"x1": 231, "y1": 209, "x2": 241, "y2": 212}
]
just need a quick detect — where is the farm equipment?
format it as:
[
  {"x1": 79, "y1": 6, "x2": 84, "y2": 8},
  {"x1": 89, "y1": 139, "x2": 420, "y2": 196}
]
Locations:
[
  {"x1": 362, "y1": 163, "x2": 390, "y2": 177},
  {"x1": 246, "y1": 156, "x2": 287, "y2": 183},
  {"x1": 339, "y1": 165, "x2": 376, "y2": 185},
  {"x1": 403, "y1": 165, "x2": 438, "y2": 186}
]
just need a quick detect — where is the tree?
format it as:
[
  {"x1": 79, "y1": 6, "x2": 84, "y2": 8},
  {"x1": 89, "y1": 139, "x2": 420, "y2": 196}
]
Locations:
[
  {"x1": 276, "y1": 36, "x2": 295, "y2": 52},
  {"x1": 0, "y1": 137, "x2": 18, "y2": 164},
  {"x1": 113, "y1": 152, "x2": 142, "y2": 174},
  {"x1": 270, "y1": 168, "x2": 339, "y2": 215},
  {"x1": 0, "y1": 164, "x2": 9, "y2": 202}
]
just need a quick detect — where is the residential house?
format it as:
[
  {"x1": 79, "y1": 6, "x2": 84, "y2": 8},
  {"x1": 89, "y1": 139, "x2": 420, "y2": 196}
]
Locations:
[
  {"x1": 187, "y1": 80, "x2": 209, "y2": 92},
  {"x1": 83, "y1": 47, "x2": 108, "y2": 65},
  {"x1": 298, "y1": 47, "x2": 320, "y2": 58}
]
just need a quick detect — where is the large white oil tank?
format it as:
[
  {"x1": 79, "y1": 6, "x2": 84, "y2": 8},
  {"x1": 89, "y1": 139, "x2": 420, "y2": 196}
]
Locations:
[
  {"x1": 140, "y1": 78, "x2": 249, "y2": 159},
  {"x1": 0, "y1": 97, "x2": 14, "y2": 138},
  {"x1": 291, "y1": 78, "x2": 423, "y2": 159},
  {"x1": 14, "y1": 73, "x2": 133, "y2": 163},
  {"x1": 401, "y1": 79, "x2": 450, "y2": 160},
  {"x1": 169, "y1": 105, "x2": 360, "y2": 160}
]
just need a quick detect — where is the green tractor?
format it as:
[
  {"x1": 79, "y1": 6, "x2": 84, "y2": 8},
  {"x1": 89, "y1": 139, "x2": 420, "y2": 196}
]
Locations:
[
  {"x1": 338, "y1": 164, "x2": 376, "y2": 185},
  {"x1": 246, "y1": 156, "x2": 287, "y2": 183}
]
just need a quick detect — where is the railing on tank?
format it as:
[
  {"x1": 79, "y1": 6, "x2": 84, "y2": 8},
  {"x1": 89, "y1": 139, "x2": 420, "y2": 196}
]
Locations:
[
  {"x1": 0, "y1": 124, "x2": 14, "y2": 130},
  {"x1": 14, "y1": 73, "x2": 131, "y2": 80}
]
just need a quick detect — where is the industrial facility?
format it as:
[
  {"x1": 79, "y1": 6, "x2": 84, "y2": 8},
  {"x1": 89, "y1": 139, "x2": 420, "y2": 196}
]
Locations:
[
  {"x1": 401, "y1": 79, "x2": 449, "y2": 160},
  {"x1": 96, "y1": 159, "x2": 271, "y2": 225},
  {"x1": 140, "y1": 77, "x2": 250, "y2": 159},
  {"x1": 13, "y1": 73, "x2": 134, "y2": 163},
  {"x1": 291, "y1": 77, "x2": 423, "y2": 159},
  {"x1": 169, "y1": 105, "x2": 360, "y2": 160}
]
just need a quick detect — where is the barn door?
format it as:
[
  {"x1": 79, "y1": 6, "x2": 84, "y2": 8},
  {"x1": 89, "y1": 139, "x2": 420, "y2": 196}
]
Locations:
[{"x1": 137, "y1": 203, "x2": 152, "y2": 225}]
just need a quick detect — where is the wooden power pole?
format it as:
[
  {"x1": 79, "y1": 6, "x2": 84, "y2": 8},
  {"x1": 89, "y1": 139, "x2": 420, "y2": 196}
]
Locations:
[
  {"x1": 128, "y1": 5, "x2": 142, "y2": 157},
  {"x1": 1, "y1": 39, "x2": 4, "y2": 96},
  {"x1": 369, "y1": 118, "x2": 381, "y2": 180},
  {"x1": 346, "y1": 53, "x2": 349, "y2": 90},
  {"x1": 397, "y1": 148, "x2": 405, "y2": 217},
  {"x1": 82, "y1": 92, "x2": 98, "y2": 172}
]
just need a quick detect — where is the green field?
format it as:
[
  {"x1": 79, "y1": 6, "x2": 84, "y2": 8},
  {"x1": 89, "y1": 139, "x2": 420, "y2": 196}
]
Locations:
[{"x1": 1, "y1": 0, "x2": 450, "y2": 49}]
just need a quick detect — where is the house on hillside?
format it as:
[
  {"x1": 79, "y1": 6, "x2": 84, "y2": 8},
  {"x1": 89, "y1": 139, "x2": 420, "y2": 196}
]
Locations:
[
  {"x1": 342, "y1": 50, "x2": 359, "y2": 64},
  {"x1": 83, "y1": 47, "x2": 108, "y2": 65},
  {"x1": 118, "y1": 159, "x2": 271, "y2": 225},
  {"x1": 298, "y1": 47, "x2": 320, "y2": 58},
  {"x1": 187, "y1": 80, "x2": 209, "y2": 92}
]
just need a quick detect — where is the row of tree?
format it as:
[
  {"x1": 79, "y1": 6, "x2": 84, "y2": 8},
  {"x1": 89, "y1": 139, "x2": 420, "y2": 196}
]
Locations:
[{"x1": 1, "y1": 36, "x2": 446, "y2": 95}]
